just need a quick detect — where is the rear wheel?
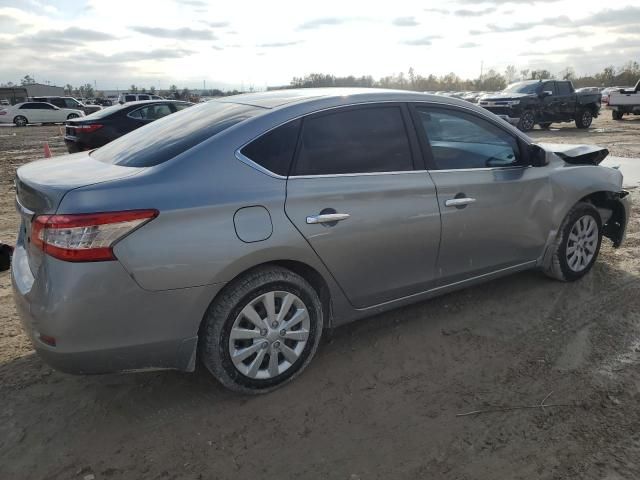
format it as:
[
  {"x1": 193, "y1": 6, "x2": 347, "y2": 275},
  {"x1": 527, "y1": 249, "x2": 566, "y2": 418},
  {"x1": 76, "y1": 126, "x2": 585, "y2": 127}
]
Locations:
[
  {"x1": 544, "y1": 202, "x2": 602, "y2": 282},
  {"x1": 67, "y1": 113, "x2": 79, "y2": 120},
  {"x1": 13, "y1": 115, "x2": 27, "y2": 127},
  {"x1": 612, "y1": 110, "x2": 623, "y2": 120},
  {"x1": 200, "y1": 266, "x2": 324, "y2": 394},
  {"x1": 539, "y1": 122, "x2": 552, "y2": 129},
  {"x1": 517, "y1": 111, "x2": 535, "y2": 131},
  {"x1": 575, "y1": 109, "x2": 593, "y2": 129}
]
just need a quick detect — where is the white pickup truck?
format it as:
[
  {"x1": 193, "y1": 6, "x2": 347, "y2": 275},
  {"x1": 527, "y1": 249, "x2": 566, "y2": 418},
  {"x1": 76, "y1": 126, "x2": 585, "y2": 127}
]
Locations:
[{"x1": 609, "y1": 80, "x2": 640, "y2": 120}]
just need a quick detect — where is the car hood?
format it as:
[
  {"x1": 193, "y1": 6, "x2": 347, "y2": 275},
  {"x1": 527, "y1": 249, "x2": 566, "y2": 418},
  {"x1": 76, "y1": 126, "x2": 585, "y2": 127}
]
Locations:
[{"x1": 539, "y1": 143, "x2": 609, "y2": 165}]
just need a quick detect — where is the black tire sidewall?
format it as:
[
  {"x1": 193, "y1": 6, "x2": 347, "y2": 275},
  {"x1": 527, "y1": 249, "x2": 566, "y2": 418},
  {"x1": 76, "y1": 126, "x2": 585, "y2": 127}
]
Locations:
[
  {"x1": 201, "y1": 268, "x2": 323, "y2": 393},
  {"x1": 576, "y1": 110, "x2": 592, "y2": 128},
  {"x1": 556, "y1": 205, "x2": 602, "y2": 281},
  {"x1": 518, "y1": 111, "x2": 535, "y2": 131}
]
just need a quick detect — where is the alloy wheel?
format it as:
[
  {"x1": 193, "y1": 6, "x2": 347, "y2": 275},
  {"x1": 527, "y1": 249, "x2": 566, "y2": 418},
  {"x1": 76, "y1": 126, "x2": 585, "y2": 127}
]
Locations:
[
  {"x1": 228, "y1": 291, "x2": 310, "y2": 379},
  {"x1": 566, "y1": 215, "x2": 598, "y2": 272}
]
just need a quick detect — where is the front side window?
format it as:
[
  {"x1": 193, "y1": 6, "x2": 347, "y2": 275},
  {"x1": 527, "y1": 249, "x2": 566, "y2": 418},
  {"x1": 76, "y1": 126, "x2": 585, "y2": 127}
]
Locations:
[
  {"x1": 541, "y1": 82, "x2": 556, "y2": 95},
  {"x1": 293, "y1": 106, "x2": 413, "y2": 175},
  {"x1": 241, "y1": 119, "x2": 301, "y2": 176},
  {"x1": 124, "y1": 95, "x2": 136, "y2": 102},
  {"x1": 138, "y1": 95, "x2": 150, "y2": 100},
  {"x1": 416, "y1": 107, "x2": 520, "y2": 170}
]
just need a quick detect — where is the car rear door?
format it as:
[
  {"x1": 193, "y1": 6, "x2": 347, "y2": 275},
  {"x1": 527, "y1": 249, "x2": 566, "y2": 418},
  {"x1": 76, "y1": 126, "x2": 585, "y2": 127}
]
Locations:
[
  {"x1": 284, "y1": 103, "x2": 442, "y2": 309},
  {"x1": 555, "y1": 81, "x2": 575, "y2": 119},
  {"x1": 410, "y1": 104, "x2": 552, "y2": 284}
]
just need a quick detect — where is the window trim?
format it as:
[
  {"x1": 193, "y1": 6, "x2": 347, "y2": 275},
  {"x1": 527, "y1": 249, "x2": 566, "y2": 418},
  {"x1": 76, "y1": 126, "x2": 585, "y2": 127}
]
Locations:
[
  {"x1": 126, "y1": 103, "x2": 173, "y2": 121},
  {"x1": 408, "y1": 102, "x2": 525, "y2": 172},
  {"x1": 234, "y1": 99, "x2": 534, "y2": 178}
]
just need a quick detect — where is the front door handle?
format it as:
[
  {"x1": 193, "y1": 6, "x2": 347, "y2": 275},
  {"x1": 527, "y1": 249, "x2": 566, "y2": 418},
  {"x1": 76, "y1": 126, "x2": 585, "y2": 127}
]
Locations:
[
  {"x1": 445, "y1": 197, "x2": 476, "y2": 207},
  {"x1": 306, "y1": 213, "x2": 350, "y2": 224}
]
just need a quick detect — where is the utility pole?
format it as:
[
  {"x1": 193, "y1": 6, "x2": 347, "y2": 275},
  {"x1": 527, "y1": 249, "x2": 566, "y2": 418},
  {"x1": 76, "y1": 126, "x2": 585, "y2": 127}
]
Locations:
[{"x1": 480, "y1": 60, "x2": 484, "y2": 80}]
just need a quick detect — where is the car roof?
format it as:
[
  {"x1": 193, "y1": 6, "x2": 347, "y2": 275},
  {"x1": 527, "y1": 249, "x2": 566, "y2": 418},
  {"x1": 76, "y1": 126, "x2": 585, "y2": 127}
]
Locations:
[{"x1": 214, "y1": 87, "x2": 474, "y2": 110}]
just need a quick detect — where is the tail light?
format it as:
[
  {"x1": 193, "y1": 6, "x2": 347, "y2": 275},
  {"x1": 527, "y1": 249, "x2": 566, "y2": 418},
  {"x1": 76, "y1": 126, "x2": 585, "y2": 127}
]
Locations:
[
  {"x1": 32, "y1": 210, "x2": 158, "y2": 262},
  {"x1": 71, "y1": 124, "x2": 103, "y2": 133},
  {"x1": 0, "y1": 111, "x2": 6, "y2": 115}
]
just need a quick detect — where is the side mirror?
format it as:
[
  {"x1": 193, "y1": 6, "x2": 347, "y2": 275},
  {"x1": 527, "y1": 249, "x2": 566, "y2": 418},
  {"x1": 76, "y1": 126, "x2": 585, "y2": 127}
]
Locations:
[
  {"x1": 529, "y1": 144, "x2": 548, "y2": 167},
  {"x1": 540, "y1": 90, "x2": 553, "y2": 98}
]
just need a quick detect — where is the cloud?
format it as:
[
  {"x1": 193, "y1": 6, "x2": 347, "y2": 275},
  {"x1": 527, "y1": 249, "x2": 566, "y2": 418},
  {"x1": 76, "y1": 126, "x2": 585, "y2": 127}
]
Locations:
[
  {"x1": 521, "y1": 47, "x2": 585, "y2": 56},
  {"x1": 181, "y1": 0, "x2": 208, "y2": 5},
  {"x1": 459, "y1": 42, "x2": 480, "y2": 48},
  {"x1": 257, "y1": 41, "x2": 303, "y2": 48},
  {"x1": 453, "y1": 7, "x2": 496, "y2": 17},
  {"x1": 296, "y1": 17, "x2": 344, "y2": 30},
  {"x1": 201, "y1": 21, "x2": 230, "y2": 28},
  {"x1": 424, "y1": 8, "x2": 449, "y2": 14},
  {"x1": 403, "y1": 35, "x2": 441, "y2": 46},
  {"x1": 16, "y1": 27, "x2": 117, "y2": 48},
  {"x1": 130, "y1": 26, "x2": 216, "y2": 40},
  {"x1": 75, "y1": 48, "x2": 195, "y2": 64},
  {"x1": 392, "y1": 16, "x2": 419, "y2": 27}
]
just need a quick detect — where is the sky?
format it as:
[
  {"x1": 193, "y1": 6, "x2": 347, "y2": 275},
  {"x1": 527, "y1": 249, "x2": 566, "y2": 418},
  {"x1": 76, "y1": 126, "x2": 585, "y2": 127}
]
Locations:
[{"x1": 0, "y1": 0, "x2": 639, "y2": 91}]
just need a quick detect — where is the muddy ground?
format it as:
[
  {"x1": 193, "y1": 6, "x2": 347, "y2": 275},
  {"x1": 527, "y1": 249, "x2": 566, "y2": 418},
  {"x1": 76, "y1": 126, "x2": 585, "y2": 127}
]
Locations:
[{"x1": 1, "y1": 114, "x2": 640, "y2": 480}]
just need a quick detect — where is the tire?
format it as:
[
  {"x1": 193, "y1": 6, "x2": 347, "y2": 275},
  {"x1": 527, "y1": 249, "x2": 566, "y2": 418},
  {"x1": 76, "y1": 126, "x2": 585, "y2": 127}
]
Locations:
[
  {"x1": 538, "y1": 122, "x2": 552, "y2": 129},
  {"x1": 517, "y1": 111, "x2": 535, "y2": 131},
  {"x1": 612, "y1": 110, "x2": 623, "y2": 120},
  {"x1": 13, "y1": 115, "x2": 27, "y2": 127},
  {"x1": 200, "y1": 266, "x2": 324, "y2": 394},
  {"x1": 543, "y1": 202, "x2": 603, "y2": 282},
  {"x1": 67, "y1": 113, "x2": 79, "y2": 120},
  {"x1": 575, "y1": 109, "x2": 593, "y2": 129}
]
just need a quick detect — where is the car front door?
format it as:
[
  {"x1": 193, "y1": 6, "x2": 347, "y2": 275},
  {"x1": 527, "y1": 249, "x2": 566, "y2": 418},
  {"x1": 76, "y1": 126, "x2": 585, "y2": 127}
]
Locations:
[
  {"x1": 540, "y1": 81, "x2": 559, "y2": 121},
  {"x1": 284, "y1": 104, "x2": 442, "y2": 308},
  {"x1": 411, "y1": 104, "x2": 552, "y2": 284},
  {"x1": 27, "y1": 103, "x2": 55, "y2": 123},
  {"x1": 555, "y1": 81, "x2": 575, "y2": 120}
]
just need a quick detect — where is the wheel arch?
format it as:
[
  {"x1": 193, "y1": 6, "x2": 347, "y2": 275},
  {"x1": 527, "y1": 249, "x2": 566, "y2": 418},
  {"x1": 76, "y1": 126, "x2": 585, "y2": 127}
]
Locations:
[
  {"x1": 197, "y1": 259, "x2": 335, "y2": 340},
  {"x1": 579, "y1": 190, "x2": 629, "y2": 247}
]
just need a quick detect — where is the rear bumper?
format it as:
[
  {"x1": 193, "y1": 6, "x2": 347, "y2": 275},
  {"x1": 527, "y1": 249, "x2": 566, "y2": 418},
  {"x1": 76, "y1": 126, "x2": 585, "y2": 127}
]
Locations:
[
  {"x1": 64, "y1": 137, "x2": 84, "y2": 153},
  {"x1": 11, "y1": 242, "x2": 222, "y2": 374}
]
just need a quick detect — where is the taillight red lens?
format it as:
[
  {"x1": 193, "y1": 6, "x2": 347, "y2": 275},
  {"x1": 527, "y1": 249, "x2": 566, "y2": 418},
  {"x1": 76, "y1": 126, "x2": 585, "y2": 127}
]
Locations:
[
  {"x1": 72, "y1": 124, "x2": 103, "y2": 133},
  {"x1": 32, "y1": 210, "x2": 158, "y2": 262},
  {"x1": 0, "y1": 111, "x2": 6, "y2": 115}
]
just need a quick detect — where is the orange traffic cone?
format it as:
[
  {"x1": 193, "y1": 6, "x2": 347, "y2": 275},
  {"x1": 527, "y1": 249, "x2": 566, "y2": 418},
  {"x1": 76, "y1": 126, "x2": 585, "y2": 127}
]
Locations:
[{"x1": 43, "y1": 142, "x2": 52, "y2": 158}]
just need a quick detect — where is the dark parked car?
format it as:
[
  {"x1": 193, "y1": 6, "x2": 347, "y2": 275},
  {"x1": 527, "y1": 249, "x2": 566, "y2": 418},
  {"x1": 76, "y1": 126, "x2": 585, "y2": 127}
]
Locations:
[
  {"x1": 64, "y1": 100, "x2": 193, "y2": 152},
  {"x1": 478, "y1": 80, "x2": 601, "y2": 131}
]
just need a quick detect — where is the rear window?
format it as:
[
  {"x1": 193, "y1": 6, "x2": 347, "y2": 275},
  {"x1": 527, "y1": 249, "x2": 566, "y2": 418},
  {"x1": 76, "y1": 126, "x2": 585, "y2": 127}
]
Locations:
[
  {"x1": 83, "y1": 103, "x2": 127, "y2": 119},
  {"x1": 91, "y1": 101, "x2": 264, "y2": 167}
]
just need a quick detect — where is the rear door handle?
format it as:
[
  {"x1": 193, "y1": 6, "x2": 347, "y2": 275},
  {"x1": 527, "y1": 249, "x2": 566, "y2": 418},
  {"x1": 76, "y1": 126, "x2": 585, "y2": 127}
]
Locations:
[
  {"x1": 445, "y1": 197, "x2": 476, "y2": 207},
  {"x1": 306, "y1": 213, "x2": 350, "y2": 224}
]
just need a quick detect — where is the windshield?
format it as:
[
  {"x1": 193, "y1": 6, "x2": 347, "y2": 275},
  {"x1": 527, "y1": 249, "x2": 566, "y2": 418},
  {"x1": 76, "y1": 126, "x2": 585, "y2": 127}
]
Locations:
[
  {"x1": 91, "y1": 101, "x2": 265, "y2": 167},
  {"x1": 503, "y1": 81, "x2": 541, "y2": 94}
]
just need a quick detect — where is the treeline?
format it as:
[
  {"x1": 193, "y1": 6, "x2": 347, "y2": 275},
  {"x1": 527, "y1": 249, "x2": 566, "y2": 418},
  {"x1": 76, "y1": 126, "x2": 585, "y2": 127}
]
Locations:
[{"x1": 285, "y1": 61, "x2": 640, "y2": 92}]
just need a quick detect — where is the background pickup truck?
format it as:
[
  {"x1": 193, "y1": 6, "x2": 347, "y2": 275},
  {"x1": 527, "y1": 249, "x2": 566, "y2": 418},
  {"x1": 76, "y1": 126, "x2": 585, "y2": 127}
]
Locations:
[
  {"x1": 478, "y1": 79, "x2": 601, "y2": 131},
  {"x1": 609, "y1": 80, "x2": 640, "y2": 120}
]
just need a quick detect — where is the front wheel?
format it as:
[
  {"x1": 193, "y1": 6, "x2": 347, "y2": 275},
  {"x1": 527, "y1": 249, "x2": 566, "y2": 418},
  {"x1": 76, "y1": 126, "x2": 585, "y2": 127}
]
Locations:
[
  {"x1": 544, "y1": 202, "x2": 602, "y2": 282},
  {"x1": 200, "y1": 266, "x2": 324, "y2": 394},
  {"x1": 13, "y1": 115, "x2": 27, "y2": 127},
  {"x1": 575, "y1": 109, "x2": 593, "y2": 129},
  {"x1": 517, "y1": 111, "x2": 535, "y2": 131},
  {"x1": 67, "y1": 113, "x2": 79, "y2": 120}
]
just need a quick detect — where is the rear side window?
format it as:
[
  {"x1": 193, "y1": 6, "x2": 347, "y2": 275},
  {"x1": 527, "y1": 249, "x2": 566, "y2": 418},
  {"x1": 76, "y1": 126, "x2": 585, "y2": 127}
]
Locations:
[
  {"x1": 174, "y1": 103, "x2": 192, "y2": 111},
  {"x1": 91, "y1": 101, "x2": 264, "y2": 167},
  {"x1": 294, "y1": 106, "x2": 413, "y2": 175},
  {"x1": 138, "y1": 95, "x2": 150, "y2": 100},
  {"x1": 125, "y1": 95, "x2": 136, "y2": 102},
  {"x1": 128, "y1": 104, "x2": 173, "y2": 120},
  {"x1": 240, "y1": 119, "x2": 301, "y2": 176}
]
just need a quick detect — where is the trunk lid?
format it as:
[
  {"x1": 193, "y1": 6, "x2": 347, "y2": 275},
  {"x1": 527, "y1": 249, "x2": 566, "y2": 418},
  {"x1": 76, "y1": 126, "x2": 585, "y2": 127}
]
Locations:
[{"x1": 15, "y1": 152, "x2": 142, "y2": 274}]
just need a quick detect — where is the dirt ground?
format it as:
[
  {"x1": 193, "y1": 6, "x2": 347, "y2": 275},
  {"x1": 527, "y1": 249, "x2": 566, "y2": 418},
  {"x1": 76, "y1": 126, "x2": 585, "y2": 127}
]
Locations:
[{"x1": 1, "y1": 113, "x2": 640, "y2": 480}]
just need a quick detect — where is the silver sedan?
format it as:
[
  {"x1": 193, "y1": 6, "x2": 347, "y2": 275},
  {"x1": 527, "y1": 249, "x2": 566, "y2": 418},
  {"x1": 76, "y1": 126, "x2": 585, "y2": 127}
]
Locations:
[{"x1": 12, "y1": 89, "x2": 630, "y2": 393}]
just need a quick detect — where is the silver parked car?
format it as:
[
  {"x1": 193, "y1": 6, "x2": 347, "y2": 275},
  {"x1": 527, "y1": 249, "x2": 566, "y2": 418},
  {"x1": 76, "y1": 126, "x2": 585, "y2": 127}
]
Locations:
[{"x1": 12, "y1": 89, "x2": 630, "y2": 393}]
